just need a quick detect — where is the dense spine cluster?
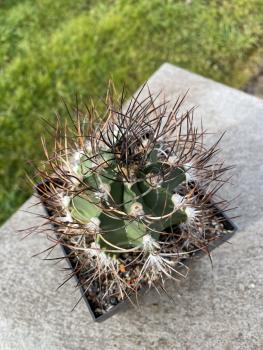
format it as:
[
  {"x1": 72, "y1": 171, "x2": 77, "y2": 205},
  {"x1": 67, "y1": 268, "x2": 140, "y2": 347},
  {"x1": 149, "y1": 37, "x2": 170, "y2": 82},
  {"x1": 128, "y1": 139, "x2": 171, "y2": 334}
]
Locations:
[{"x1": 36, "y1": 84, "x2": 230, "y2": 308}]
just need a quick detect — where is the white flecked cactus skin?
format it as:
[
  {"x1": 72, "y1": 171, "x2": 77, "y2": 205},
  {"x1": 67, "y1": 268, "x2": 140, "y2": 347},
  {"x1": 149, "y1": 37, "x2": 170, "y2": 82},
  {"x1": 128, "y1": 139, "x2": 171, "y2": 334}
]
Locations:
[{"x1": 36, "y1": 83, "x2": 231, "y2": 308}]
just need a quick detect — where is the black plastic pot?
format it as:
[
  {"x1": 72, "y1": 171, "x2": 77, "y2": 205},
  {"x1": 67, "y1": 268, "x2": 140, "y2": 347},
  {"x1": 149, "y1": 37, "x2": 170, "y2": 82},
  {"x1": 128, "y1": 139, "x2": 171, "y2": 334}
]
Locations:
[{"x1": 36, "y1": 181, "x2": 237, "y2": 322}]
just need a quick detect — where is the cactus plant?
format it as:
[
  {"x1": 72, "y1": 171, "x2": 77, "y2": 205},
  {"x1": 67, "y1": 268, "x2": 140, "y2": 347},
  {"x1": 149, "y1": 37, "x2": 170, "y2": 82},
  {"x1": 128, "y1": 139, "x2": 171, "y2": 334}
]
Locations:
[{"x1": 35, "y1": 83, "x2": 233, "y2": 317}]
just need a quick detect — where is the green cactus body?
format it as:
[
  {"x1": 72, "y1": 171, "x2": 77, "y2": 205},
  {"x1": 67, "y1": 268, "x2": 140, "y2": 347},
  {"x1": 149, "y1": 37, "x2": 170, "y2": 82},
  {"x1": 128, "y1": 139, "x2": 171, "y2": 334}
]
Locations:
[{"x1": 69, "y1": 152, "x2": 188, "y2": 252}]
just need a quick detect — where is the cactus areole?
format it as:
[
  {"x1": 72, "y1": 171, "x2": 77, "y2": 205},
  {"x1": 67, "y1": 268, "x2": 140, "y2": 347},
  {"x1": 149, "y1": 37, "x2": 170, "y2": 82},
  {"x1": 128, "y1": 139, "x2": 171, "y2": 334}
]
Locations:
[{"x1": 35, "y1": 84, "x2": 235, "y2": 320}]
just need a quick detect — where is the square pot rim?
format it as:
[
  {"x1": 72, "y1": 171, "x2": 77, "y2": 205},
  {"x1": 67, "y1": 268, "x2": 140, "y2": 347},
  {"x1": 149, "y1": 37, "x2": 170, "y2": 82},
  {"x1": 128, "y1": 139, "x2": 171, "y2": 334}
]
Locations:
[{"x1": 35, "y1": 181, "x2": 237, "y2": 322}]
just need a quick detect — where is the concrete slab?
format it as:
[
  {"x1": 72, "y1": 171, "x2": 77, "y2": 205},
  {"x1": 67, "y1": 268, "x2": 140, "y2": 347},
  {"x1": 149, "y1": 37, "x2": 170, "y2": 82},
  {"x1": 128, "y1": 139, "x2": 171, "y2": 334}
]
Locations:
[{"x1": 1, "y1": 63, "x2": 263, "y2": 350}]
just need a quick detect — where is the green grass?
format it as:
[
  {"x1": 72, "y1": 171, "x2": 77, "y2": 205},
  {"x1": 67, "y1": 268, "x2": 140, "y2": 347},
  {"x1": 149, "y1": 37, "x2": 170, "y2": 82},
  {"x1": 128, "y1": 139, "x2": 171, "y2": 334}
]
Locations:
[{"x1": 0, "y1": 0, "x2": 263, "y2": 224}]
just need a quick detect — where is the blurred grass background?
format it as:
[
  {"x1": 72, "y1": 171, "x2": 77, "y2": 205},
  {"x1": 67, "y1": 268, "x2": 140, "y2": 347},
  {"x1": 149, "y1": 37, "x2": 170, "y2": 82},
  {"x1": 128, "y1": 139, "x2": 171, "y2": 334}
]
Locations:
[{"x1": 0, "y1": 0, "x2": 263, "y2": 224}]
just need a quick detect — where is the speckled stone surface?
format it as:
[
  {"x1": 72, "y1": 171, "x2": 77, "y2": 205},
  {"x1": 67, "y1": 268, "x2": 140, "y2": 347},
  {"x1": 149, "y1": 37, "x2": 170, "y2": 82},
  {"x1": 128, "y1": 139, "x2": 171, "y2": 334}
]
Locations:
[{"x1": 1, "y1": 63, "x2": 263, "y2": 350}]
